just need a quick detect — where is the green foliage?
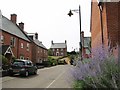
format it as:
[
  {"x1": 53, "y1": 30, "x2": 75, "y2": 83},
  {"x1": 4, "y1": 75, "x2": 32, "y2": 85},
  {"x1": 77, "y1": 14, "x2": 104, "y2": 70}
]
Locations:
[
  {"x1": 73, "y1": 55, "x2": 120, "y2": 89},
  {"x1": 48, "y1": 56, "x2": 58, "y2": 66},
  {"x1": 73, "y1": 80, "x2": 85, "y2": 89},
  {"x1": 0, "y1": 55, "x2": 9, "y2": 65},
  {"x1": 48, "y1": 49, "x2": 52, "y2": 56}
]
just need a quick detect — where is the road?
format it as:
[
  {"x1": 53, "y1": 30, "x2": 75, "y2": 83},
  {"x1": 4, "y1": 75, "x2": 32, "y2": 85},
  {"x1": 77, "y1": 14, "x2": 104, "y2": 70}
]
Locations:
[{"x1": 1, "y1": 65, "x2": 74, "y2": 89}]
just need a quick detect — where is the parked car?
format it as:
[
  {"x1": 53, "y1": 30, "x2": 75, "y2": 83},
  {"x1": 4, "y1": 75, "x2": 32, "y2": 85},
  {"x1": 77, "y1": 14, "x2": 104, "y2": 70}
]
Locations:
[{"x1": 8, "y1": 59, "x2": 37, "y2": 77}]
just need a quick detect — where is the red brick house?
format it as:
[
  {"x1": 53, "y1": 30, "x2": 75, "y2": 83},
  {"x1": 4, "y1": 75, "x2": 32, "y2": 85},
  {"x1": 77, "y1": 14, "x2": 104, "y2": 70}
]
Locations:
[
  {"x1": 0, "y1": 12, "x2": 32, "y2": 62},
  {"x1": 90, "y1": 0, "x2": 120, "y2": 60},
  {"x1": 81, "y1": 31, "x2": 91, "y2": 58},
  {"x1": 28, "y1": 33, "x2": 48, "y2": 64},
  {"x1": 50, "y1": 40, "x2": 67, "y2": 56}
]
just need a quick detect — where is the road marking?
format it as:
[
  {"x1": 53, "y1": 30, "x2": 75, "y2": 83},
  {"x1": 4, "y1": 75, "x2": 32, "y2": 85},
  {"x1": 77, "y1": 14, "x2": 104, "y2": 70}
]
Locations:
[{"x1": 46, "y1": 71, "x2": 65, "y2": 88}]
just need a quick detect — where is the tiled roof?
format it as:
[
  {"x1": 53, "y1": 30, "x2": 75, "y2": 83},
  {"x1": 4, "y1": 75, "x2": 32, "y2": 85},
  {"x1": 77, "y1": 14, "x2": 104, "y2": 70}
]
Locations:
[
  {"x1": 51, "y1": 43, "x2": 67, "y2": 49},
  {"x1": 1, "y1": 16, "x2": 30, "y2": 42},
  {"x1": 34, "y1": 39, "x2": 47, "y2": 50}
]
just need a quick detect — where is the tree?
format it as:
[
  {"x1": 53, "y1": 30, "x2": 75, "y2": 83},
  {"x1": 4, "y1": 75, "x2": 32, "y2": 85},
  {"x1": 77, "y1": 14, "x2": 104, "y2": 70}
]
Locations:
[{"x1": 48, "y1": 49, "x2": 52, "y2": 56}]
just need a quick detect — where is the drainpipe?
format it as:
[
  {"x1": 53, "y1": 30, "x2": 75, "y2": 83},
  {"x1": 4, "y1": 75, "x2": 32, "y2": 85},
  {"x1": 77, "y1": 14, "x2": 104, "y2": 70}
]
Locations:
[{"x1": 98, "y1": 2, "x2": 104, "y2": 47}]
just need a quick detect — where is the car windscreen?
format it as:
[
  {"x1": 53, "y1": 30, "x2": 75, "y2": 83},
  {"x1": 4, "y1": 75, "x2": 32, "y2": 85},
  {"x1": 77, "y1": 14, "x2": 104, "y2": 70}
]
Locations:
[{"x1": 13, "y1": 61, "x2": 25, "y2": 66}]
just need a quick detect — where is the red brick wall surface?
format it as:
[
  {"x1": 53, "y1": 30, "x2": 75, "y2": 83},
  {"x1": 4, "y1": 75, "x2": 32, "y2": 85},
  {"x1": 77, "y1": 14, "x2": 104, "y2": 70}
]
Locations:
[
  {"x1": 106, "y1": 2, "x2": 119, "y2": 49},
  {"x1": 18, "y1": 39, "x2": 32, "y2": 60},
  {"x1": 2, "y1": 31, "x2": 32, "y2": 60},
  {"x1": 91, "y1": 1, "x2": 102, "y2": 49},
  {"x1": 91, "y1": 1, "x2": 120, "y2": 59},
  {"x1": 52, "y1": 48, "x2": 67, "y2": 56}
]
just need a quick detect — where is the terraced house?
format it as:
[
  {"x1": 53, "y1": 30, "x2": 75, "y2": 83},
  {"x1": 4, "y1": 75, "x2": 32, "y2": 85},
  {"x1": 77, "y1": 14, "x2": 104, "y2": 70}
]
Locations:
[
  {"x1": 91, "y1": 0, "x2": 120, "y2": 60},
  {"x1": 50, "y1": 40, "x2": 67, "y2": 56},
  {"x1": 0, "y1": 11, "x2": 48, "y2": 64},
  {"x1": 28, "y1": 33, "x2": 48, "y2": 64}
]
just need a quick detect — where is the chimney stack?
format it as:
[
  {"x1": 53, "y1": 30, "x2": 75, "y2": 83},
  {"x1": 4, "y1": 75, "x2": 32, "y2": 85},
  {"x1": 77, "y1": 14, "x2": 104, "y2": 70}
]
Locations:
[
  {"x1": 19, "y1": 22, "x2": 24, "y2": 30},
  {"x1": 65, "y1": 40, "x2": 67, "y2": 44},
  {"x1": 51, "y1": 40, "x2": 53, "y2": 45},
  {"x1": 11, "y1": 14, "x2": 17, "y2": 24},
  {"x1": 35, "y1": 33, "x2": 38, "y2": 39}
]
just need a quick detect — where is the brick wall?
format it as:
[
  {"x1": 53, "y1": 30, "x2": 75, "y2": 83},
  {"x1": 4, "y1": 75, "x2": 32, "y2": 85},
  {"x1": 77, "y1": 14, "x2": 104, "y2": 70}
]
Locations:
[
  {"x1": 91, "y1": 1, "x2": 102, "y2": 49},
  {"x1": 106, "y1": 2, "x2": 119, "y2": 49},
  {"x1": 31, "y1": 43, "x2": 48, "y2": 63},
  {"x1": 2, "y1": 31, "x2": 18, "y2": 57},
  {"x1": 91, "y1": 1, "x2": 120, "y2": 59},
  {"x1": 18, "y1": 39, "x2": 32, "y2": 60},
  {"x1": 2, "y1": 31, "x2": 32, "y2": 60},
  {"x1": 51, "y1": 48, "x2": 67, "y2": 56}
]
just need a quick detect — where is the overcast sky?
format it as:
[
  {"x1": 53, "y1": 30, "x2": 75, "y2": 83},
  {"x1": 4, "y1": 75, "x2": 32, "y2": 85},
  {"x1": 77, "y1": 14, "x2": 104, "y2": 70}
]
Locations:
[{"x1": 0, "y1": 0, "x2": 91, "y2": 52}]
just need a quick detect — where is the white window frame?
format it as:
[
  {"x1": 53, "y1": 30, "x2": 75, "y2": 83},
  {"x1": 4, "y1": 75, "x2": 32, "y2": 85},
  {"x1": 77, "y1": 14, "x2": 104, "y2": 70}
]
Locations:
[
  {"x1": 21, "y1": 43, "x2": 24, "y2": 48},
  {"x1": 0, "y1": 35, "x2": 4, "y2": 44},
  {"x1": 27, "y1": 43, "x2": 29, "y2": 51},
  {"x1": 10, "y1": 37, "x2": 16, "y2": 47},
  {"x1": 61, "y1": 48, "x2": 63, "y2": 51}
]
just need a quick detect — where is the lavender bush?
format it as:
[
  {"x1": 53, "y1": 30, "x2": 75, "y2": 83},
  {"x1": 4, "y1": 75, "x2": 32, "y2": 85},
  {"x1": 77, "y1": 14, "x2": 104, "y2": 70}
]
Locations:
[{"x1": 72, "y1": 46, "x2": 120, "y2": 89}]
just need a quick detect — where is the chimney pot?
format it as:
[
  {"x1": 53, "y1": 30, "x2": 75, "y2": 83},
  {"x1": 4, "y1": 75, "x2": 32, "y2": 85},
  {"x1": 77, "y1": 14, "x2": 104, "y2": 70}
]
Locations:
[
  {"x1": 19, "y1": 22, "x2": 24, "y2": 30},
  {"x1": 11, "y1": 14, "x2": 17, "y2": 24},
  {"x1": 51, "y1": 40, "x2": 53, "y2": 44},
  {"x1": 81, "y1": 31, "x2": 84, "y2": 37},
  {"x1": 65, "y1": 40, "x2": 67, "y2": 44},
  {"x1": 35, "y1": 33, "x2": 38, "y2": 39}
]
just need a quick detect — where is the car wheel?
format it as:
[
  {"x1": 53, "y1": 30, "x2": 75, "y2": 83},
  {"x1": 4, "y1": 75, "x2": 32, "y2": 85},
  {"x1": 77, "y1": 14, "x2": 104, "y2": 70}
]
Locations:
[
  {"x1": 8, "y1": 71, "x2": 14, "y2": 76},
  {"x1": 24, "y1": 71, "x2": 29, "y2": 77}
]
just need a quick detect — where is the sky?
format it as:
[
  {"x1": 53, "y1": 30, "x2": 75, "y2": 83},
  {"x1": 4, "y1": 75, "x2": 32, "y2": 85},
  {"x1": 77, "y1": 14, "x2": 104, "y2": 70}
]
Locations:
[{"x1": 0, "y1": 0, "x2": 91, "y2": 52}]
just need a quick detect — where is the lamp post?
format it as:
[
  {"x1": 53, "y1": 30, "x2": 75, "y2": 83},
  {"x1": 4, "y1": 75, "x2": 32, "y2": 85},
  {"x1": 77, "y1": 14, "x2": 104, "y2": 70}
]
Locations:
[{"x1": 68, "y1": 5, "x2": 83, "y2": 60}]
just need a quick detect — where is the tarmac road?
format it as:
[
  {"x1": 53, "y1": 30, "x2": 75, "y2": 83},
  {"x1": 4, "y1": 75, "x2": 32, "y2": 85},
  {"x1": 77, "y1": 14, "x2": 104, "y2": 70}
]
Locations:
[{"x1": 1, "y1": 65, "x2": 74, "y2": 89}]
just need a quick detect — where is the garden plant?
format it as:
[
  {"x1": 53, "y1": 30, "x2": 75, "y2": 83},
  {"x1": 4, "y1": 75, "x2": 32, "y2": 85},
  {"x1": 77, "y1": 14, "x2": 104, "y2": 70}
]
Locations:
[{"x1": 71, "y1": 46, "x2": 120, "y2": 89}]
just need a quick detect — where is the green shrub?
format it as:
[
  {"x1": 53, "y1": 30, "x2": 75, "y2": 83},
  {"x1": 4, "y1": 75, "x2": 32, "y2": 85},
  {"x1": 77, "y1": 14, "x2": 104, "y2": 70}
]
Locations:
[
  {"x1": 48, "y1": 56, "x2": 58, "y2": 66},
  {"x1": 72, "y1": 46, "x2": 120, "y2": 89},
  {"x1": 0, "y1": 55, "x2": 8, "y2": 65}
]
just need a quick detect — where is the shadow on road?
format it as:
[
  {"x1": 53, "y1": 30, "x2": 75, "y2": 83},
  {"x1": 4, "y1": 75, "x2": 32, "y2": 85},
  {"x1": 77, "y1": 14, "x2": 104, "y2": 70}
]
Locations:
[{"x1": 10, "y1": 74, "x2": 39, "y2": 79}]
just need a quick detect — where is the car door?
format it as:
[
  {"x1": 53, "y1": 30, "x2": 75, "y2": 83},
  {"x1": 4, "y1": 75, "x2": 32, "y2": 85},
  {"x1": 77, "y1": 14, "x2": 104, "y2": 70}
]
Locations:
[
  {"x1": 27, "y1": 61, "x2": 36, "y2": 73},
  {"x1": 26, "y1": 61, "x2": 34, "y2": 73}
]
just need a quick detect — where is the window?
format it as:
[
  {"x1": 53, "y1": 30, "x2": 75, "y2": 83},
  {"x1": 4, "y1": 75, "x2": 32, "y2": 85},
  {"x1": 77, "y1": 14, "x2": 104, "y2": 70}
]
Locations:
[
  {"x1": 61, "y1": 53, "x2": 63, "y2": 56},
  {"x1": 61, "y1": 48, "x2": 63, "y2": 51},
  {"x1": 27, "y1": 61, "x2": 32, "y2": 66},
  {"x1": 10, "y1": 37, "x2": 16, "y2": 47},
  {"x1": 21, "y1": 43, "x2": 24, "y2": 48},
  {"x1": 0, "y1": 35, "x2": 4, "y2": 44},
  {"x1": 27, "y1": 43, "x2": 29, "y2": 51},
  {"x1": 13, "y1": 61, "x2": 25, "y2": 65}
]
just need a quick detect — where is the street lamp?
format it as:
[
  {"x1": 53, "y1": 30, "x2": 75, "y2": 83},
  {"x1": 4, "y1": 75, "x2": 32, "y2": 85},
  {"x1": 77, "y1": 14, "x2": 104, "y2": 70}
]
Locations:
[{"x1": 68, "y1": 5, "x2": 83, "y2": 60}]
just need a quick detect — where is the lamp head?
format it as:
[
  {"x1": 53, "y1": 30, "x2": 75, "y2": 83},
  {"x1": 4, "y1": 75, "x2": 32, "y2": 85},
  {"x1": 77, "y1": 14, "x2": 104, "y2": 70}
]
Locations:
[{"x1": 68, "y1": 10, "x2": 73, "y2": 17}]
